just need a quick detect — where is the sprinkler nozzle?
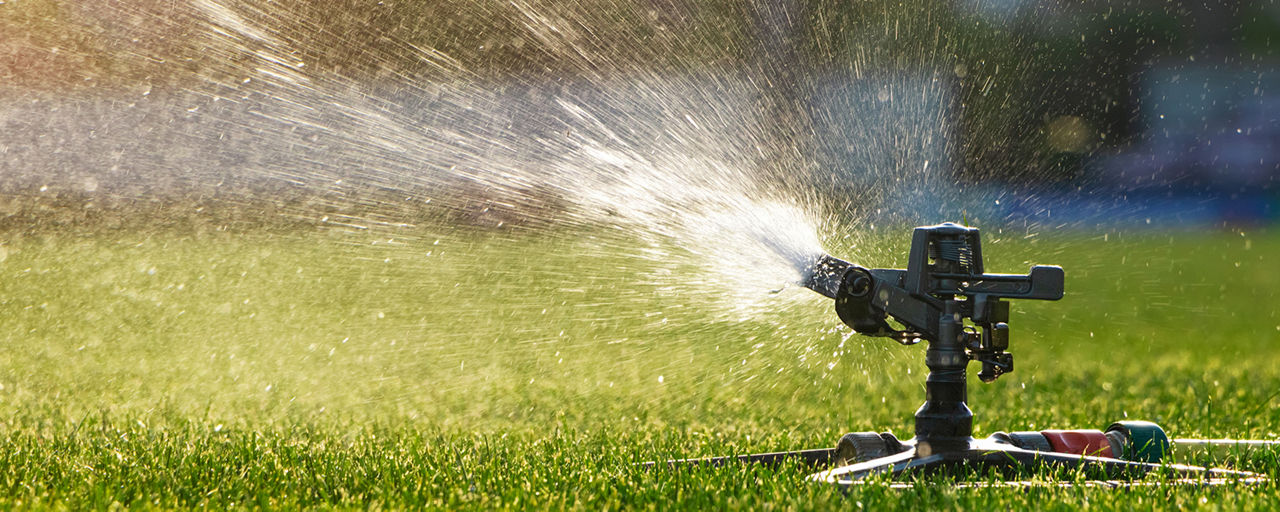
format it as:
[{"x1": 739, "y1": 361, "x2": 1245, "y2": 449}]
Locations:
[{"x1": 799, "y1": 254, "x2": 854, "y2": 299}]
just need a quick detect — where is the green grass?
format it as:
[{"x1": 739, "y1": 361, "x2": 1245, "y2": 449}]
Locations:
[{"x1": 0, "y1": 224, "x2": 1277, "y2": 509}]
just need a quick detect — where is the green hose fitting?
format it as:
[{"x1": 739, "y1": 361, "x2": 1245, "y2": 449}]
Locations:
[{"x1": 1106, "y1": 420, "x2": 1170, "y2": 463}]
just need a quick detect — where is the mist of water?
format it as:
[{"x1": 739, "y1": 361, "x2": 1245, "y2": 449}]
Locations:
[{"x1": 0, "y1": 0, "x2": 1015, "y2": 424}]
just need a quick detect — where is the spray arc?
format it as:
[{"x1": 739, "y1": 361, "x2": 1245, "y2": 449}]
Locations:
[{"x1": 659, "y1": 222, "x2": 1267, "y2": 486}]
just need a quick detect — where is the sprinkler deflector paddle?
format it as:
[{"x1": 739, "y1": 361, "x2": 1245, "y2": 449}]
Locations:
[{"x1": 652, "y1": 223, "x2": 1265, "y2": 486}]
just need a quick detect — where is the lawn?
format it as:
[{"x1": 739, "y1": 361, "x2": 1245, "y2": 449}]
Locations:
[{"x1": 0, "y1": 221, "x2": 1276, "y2": 509}]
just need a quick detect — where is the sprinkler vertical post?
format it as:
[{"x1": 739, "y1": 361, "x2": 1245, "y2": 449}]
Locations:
[{"x1": 915, "y1": 300, "x2": 973, "y2": 456}]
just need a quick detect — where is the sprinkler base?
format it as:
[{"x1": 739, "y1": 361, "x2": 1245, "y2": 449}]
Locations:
[
  {"x1": 649, "y1": 428, "x2": 1265, "y2": 486},
  {"x1": 811, "y1": 435, "x2": 1256, "y2": 487}
]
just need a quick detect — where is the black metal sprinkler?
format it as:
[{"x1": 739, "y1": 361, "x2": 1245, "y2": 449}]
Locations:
[{"x1": 654, "y1": 222, "x2": 1266, "y2": 487}]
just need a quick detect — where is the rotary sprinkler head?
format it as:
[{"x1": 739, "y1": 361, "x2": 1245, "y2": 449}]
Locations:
[{"x1": 795, "y1": 223, "x2": 1065, "y2": 382}]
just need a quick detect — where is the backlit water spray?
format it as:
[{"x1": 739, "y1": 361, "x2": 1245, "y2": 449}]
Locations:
[
  {"x1": 185, "y1": 0, "x2": 843, "y2": 312},
  {"x1": 0, "y1": 0, "x2": 974, "y2": 425}
]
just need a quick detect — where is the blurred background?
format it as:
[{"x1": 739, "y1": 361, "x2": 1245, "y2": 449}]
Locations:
[{"x1": 2, "y1": 0, "x2": 1276, "y2": 230}]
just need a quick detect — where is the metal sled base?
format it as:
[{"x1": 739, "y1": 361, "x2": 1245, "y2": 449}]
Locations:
[
  {"x1": 810, "y1": 437, "x2": 1259, "y2": 488},
  {"x1": 650, "y1": 433, "x2": 1264, "y2": 488}
]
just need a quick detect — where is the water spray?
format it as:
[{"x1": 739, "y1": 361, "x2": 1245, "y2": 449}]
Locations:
[{"x1": 655, "y1": 222, "x2": 1274, "y2": 487}]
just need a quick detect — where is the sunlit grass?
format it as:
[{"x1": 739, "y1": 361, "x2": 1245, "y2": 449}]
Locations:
[{"x1": 0, "y1": 224, "x2": 1276, "y2": 509}]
